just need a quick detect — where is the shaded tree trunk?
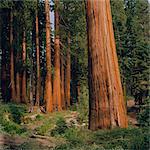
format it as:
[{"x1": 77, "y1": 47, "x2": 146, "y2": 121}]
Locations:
[
  {"x1": 22, "y1": 30, "x2": 27, "y2": 103},
  {"x1": 35, "y1": 3, "x2": 41, "y2": 106},
  {"x1": 10, "y1": 11, "x2": 16, "y2": 102},
  {"x1": 76, "y1": 82, "x2": 80, "y2": 104},
  {"x1": 53, "y1": 0, "x2": 62, "y2": 111},
  {"x1": 65, "y1": 32, "x2": 71, "y2": 108},
  {"x1": 45, "y1": 0, "x2": 53, "y2": 112},
  {"x1": 29, "y1": 63, "x2": 34, "y2": 112},
  {"x1": 86, "y1": 0, "x2": 128, "y2": 130},
  {"x1": 16, "y1": 52, "x2": 21, "y2": 103},
  {"x1": 1, "y1": 48, "x2": 7, "y2": 101}
]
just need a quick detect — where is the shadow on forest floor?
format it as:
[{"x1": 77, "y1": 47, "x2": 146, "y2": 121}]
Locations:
[{"x1": 127, "y1": 100, "x2": 139, "y2": 126}]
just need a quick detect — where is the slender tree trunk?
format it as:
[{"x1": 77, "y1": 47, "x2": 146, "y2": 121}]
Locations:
[
  {"x1": 35, "y1": 2, "x2": 41, "y2": 106},
  {"x1": 1, "y1": 27, "x2": 7, "y2": 102},
  {"x1": 53, "y1": 0, "x2": 62, "y2": 111},
  {"x1": 10, "y1": 11, "x2": 16, "y2": 102},
  {"x1": 86, "y1": 0, "x2": 128, "y2": 130},
  {"x1": 65, "y1": 32, "x2": 71, "y2": 108},
  {"x1": 76, "y1": 82, "x2": 80, "y2": 104},
  {"x1": 22, "y1": 31, "x2": 27, "y2": 103},
  {"x1": 16, "y1": 52, "x2": 20, "y2": 103},
  {"x1": 29, "y1": 67, "x2": 33, "y2": 112},
  {"x1": 61, "y1": 55, "x2": 65, "y2": 109},
  {"x1": 45, "y1": 0, "x2": 53, "y2": 112},
  {"x1": 1, "y1": 49, "x2": 7, "y2": 101}
]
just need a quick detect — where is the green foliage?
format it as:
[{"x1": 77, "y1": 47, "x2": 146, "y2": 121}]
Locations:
[
  {"x1": 137, "y1": 98, "x2": 150, "y2": 127},
  {"x1": 35, "y1": 114, "x2": 44, "y2": 121},
  {"x1": 35, "y1": 119, "x2": 54, "y2": 136},
  {"x1": 77, "y1": 85, "x2": 88, "y2": 124},
  {"x1": 123, "y1": 0, "x2": 149, "y2": 101},
  {"x1": 51, "y1": 117, "x2": 68, "y2": 136},
  {"x1": 55, "y1": 127, "x2": 149, "y2": 150},
  {"x1": 0, "y1": 103, "x2": 27, "y2": 135}
]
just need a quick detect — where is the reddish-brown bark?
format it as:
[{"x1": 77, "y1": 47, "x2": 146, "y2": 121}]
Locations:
[
  {"x1": 53, "y1": 0, "x2": 62, "y2": 111},
  {"x1": 45, "y1": 0, "x2": 53, "y2": 112},
  {"x1": 65, "y1": 33, "x2": 71, "y2": 108},
  {"x1": 10, "y1": 11, "x2": 16, "y2": 102},
  {"x1": 86, "y1": 0, "x2": 128, "y2": 130},
  {"x1": 22, "y1": 31, "x2": 27, "y2": 103},
  {"x1": 61, "y1": 55, "x2": 65, "y2": 109},
  {"x1": 35, "y1": 4, "x2": 41, "y2": 106},
  {"x1": 16, "y1": 52, "x2": 21, "y2": 103}
]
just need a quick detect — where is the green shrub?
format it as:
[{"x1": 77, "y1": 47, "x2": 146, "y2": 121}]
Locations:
[
  {"x1": 137, "y1": 98, "x2": 150, "y2": 127},
  {"x1": 130, "y1": 133, "x2": 149, "y2": 150},
  {"x1": 51, "y1": 117, "x2": 68, "y2": 136},
  {"x1": 0, "y1": 103, "x2": 27, "y2": 135},
  {"x1": 77, "y1": 85, "x2": 89, "y2": 124},
  {"x1": 35, "y1": 114, "x2": 44, "y2": 121},
  {"x1": 92, "y1": 127, "x2": 149, "y2": 150},
  {"x1": 64, "y1": 128, "x2": 83, "y2": 146},
  {"x1": 36, "y1": 119, "x2": 53, "y2": 136}
]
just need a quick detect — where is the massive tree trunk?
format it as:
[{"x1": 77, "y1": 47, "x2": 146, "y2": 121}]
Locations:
[
  {"x1": 10, "y1": 11, "x2": 16, "y2": 102},
  {"x1": 22, "y1": 30, "x2": 27, "y2": 103},
  {"x1": 86, "y1": 0, "x2": 128, "y2": 130},
  {"x1": 45, "y1": 0, "x2": 53, "y2": 112},
  {"x1": 53, "y1": 0, "x2": 62, "y2": 111},
  {"x1": 35, "y1": 2, "x2": 41, "y2": 106},
  {"x1": 65, "y1": 33, "x2": 71, "y2": 108}
]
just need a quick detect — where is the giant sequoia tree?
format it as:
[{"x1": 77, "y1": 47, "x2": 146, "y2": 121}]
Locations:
[
  {"x1": 53, "y1": 0, "x2": 62, "y2": 111},
  {"x1": 10, "y1": 11, "x2": 16, "y2": 102},
  {"x1": 86, "y1": 0, "x2": 128, "y2": 130},
  {"x1": 45, "y1": 0, "x2": 53, "y2": 112},
  {"x1": 35, "y1": 0, "x2": 41, "y2": 106}
]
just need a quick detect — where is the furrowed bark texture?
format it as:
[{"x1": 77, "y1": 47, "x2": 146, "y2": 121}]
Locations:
[
  {"x1": 10, "y1": 11, "x2": 16, "y2": 101},
  {"x1": 65, "y1": 33, "x2": 71, "y2": 108},
  {"x1": 16, "y1": 52, "x2": 21, "y2": 103},
  {"x1": 86, "y1": 0, "x2": 128, "y2": 130},
  {"x1": 22, "y1": 31, "x2": 27, "y2": 103},
  {"x1": 45, "y1": 0, "x2": 53, "y2": 112},
  {"x1": 53, "y1": 0, "x2": 62, "y2": 111},
  {"x1": 61, "y1": 55, "x2": 65, "y2": 109},
  {"x1": 36, "y1": 4, "x2": 41, "y2": 106}
]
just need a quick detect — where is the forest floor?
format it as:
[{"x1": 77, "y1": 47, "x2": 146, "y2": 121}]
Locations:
[
  {"x1": 0, "y1": 100, "x2": 149, "y2": 150},
  {"x1": 127, "y1": 100, "x2": 138, "y2": 126}
]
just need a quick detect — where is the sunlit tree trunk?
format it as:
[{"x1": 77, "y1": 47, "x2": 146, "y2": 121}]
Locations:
[
  {"x1": 53, "y1": 0, "x2": 62, "y2": 111},
  {"x1": 22, "y1": 30, "x2": 27, "y2": 103},
  {"x1": 65, "y1": 32, "x2": 71, "y2": 108},
  {"x1": 10, "y1": 11, "x2": 16, "y2": 102},
  {"x1": 86, "y1": 0, "x2": 128, "y2": 130},
  {"x1": 45, "y1": 0, "x2": 53, "y2": 112},
  {"x1": 35, "y1": 2, "x2": 41, "y2": 106}
]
